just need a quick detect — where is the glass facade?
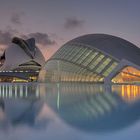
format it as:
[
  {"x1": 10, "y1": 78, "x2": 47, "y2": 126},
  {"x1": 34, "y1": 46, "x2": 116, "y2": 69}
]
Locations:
[
  {"x1": 112, "y1": 66, "x2": 140, "y2": 83},
  {"x1": 0, "y1": 60, "x2": 41, "y2": 82},
  {"x1": 0, "y1": 76, "x2": 28, "y2": 82},
  {"x1": 45, "y1": 43, "x2": 119, "y2": 83}
]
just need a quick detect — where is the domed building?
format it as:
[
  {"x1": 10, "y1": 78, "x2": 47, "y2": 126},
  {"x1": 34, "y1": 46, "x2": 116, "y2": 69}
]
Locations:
[
  {"x1": 0, "y1": 37, "x2": 45, "y2": 82},
  {"x1": 44, "y1": 34, "x2": 140, "y2": 84}
]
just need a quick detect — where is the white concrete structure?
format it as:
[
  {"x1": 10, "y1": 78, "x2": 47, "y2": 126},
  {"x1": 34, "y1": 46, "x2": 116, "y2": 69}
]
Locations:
[
  {"x1": 44, "y1": 34, "x2": 140, "y2": 84},
  {"x1": 0, "y1": 37, "x2": 45, "y2": 82}
]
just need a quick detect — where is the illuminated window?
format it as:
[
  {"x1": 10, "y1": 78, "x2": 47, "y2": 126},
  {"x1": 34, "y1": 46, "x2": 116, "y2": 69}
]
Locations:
[
  {"x1": 72, "y1": 47, "x2": 87, "y2": 62},
  {"x1": 45, "y1": 59, "x2": 105, "y2": 83},
  {"x1": 112, "y1": 66, "x2": 140, "y2": 83},
  {"x1": 82, "y1": 52, "x2": 98, "y2": 66},
  {"x1": 76, "y1": 49, "x2": 92, "y2": 64},
  {"x1": 95, "y1": 58, "x2": 111, "y2": 73},
  {"x1": 68, "y1": 46, "x2": 83, "y2": 61},
  {"x1": 89, "y1": 54, "x2": 105, "y2": 69},
  {"x1": 103, "y1": 62, "x2": 118, "y2": 77}
]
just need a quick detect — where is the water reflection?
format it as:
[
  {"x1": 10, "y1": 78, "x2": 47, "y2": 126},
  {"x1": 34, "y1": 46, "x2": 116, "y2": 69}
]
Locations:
[
  {"x1": 112, "y1": 85, "x2": 140, "y2": 102},
  {"x1": 43, "y1": 83, "x2": 140, "y2": 132},
  {"x1": 0, "y1": 83, "x2": 42, "y2": 129},
  {"x1": 0, "y1": 83, "x2": 40, "y2": 99},
  {"x1": 0, "y1": 83, "x2": 140, "y2": 134}
]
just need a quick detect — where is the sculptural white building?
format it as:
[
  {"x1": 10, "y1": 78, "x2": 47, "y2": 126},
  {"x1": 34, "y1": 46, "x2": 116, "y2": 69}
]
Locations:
[{"x1": 0, "y1": 37, "x2": 45, "y2": 82}]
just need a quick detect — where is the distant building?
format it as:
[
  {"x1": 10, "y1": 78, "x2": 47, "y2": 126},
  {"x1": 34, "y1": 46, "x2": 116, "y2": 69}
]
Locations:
[
  {"x1": 44, "y1": 34, "x2": 140, "y2": 84},
  {"x1": 0, "y1": 37, "x2": 45, "y2": 82}
]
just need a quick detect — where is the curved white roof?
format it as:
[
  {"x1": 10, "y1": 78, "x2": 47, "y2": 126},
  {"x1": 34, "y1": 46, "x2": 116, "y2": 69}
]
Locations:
[{"x1": 0, "y1": 37, "x2": 45, "y2": 71}]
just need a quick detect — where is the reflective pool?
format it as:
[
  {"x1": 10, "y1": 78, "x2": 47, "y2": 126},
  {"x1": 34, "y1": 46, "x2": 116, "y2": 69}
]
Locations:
[{"x1": 0, "y1": 83, "x2": 140, "y2": 140}]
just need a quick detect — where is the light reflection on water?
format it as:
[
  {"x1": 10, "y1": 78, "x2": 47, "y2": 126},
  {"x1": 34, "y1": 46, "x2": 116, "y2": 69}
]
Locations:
[{"x1": 0, "y1": 83, "x2": 140, "y2": 140}]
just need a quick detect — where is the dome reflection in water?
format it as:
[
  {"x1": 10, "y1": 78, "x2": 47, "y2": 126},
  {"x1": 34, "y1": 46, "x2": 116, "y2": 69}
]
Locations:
[
  {"x1": 0, "y1": 83, "x2": 140, "y2": 133},
  {"x1": 43, "y1": 83, "x2": 140, "y2": 132}
]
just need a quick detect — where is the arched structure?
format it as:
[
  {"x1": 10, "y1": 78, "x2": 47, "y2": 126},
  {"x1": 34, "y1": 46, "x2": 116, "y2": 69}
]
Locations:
[
  {"x1": 44, "y1": 34, "x2": 140, "y2": 84},
  {"x1": 0, "y1": 37, "x2": 45, "y2": 82}
]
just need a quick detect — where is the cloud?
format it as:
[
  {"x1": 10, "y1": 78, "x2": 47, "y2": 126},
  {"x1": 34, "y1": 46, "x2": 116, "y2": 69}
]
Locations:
[
  {"x1": 0, "y1": 27, "x2": 17, "y2": 56},
  {"x1": 0, "y1": 27, "x2": 19, "y2": 55},
  {"x1": 64, "y1": 17, "x2": 84, "y2": 30},
  {"x1": 0, "y1": 27, "x2": 18, "y2": 47},
  {"x1": 22, "y1": 32, "x2": 56, "y2": 46},
  {"x1": 0, "y1": 27, "x2": 57, "y2": 59},
  {"x1": 10, "y1": 12, "x2": 24, "y2": 25},
  {"x1": 0, "y1": 30, "x2": 13, "y2": 45}
]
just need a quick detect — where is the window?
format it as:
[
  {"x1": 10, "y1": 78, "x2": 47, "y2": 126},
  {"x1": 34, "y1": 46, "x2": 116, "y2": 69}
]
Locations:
[
  {"x1": 89, "y1": 54, "x2": 105, "y2": 70},
  {"x1": 82, "y1": 52, "x2": 98, "y2": 66},
  {"x1": 103, "y1": 62, "x2": 118, "y2": 77},
  {"x1": 95, "y1": 58, "x2": 111, "y2": 73},
  {"x1": 61, "y1": 45, "x2": 74, "y2": 59},
  {"x1": 72, "y1": 47, "x2": 87, "y2": 62},
  {"x1": 77, "y1": 49, "x2": 92, "y2": 64},
  {"x1": 67, "y1": 46, "x2": 81, "y2": 61}
]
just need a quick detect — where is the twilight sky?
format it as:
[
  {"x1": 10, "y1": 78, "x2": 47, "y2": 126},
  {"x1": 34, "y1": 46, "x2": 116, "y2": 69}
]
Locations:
[{"x1": 0, "y1": 0, "x2": 140, "y2": 60}]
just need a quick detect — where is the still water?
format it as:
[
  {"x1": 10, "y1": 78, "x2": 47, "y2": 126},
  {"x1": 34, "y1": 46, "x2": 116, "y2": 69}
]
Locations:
[{"x1": 0, "y1": 83, "x2": 140, "y2": 140}]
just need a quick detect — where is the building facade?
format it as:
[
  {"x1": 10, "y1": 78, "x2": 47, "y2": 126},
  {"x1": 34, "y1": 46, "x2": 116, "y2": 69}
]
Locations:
[
  {"x1": 0, "y1": 37, "x2": 45, "y2": 82},
  {"x1": 44, "y1": 34, "x2": 140, "y2": 84}
]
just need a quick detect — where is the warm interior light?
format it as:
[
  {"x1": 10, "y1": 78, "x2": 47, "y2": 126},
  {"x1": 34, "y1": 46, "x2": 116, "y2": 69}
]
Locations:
[
  {"x1": 112, "y1": 66, "x2": 140, "y2": 83},
  {"x1": 112, "y1": 85, "x2": 140, "y2": 102},
  {"x1": 121, "y1": 85, "x2": 140, "y2": 102}
]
